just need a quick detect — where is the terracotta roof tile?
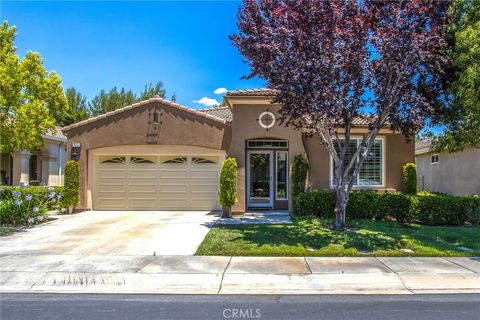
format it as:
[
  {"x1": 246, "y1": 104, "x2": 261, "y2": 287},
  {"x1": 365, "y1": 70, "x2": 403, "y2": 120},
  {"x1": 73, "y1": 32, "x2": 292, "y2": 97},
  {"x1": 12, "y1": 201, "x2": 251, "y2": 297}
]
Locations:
[
  {"x1": 226, "y1": 88, "x2": 277, "y2": 96},
  {"x1": 198, "y1": 107, "x2": 232, "y2": 122},
  {"x1": 43, "y1": 126, "x2": 67, "y2": 141}
]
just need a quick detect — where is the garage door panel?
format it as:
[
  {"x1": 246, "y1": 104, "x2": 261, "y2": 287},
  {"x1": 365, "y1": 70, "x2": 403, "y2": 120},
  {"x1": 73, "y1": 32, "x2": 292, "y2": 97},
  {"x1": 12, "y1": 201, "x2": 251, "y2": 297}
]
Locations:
[
  {"x1": 129, "y1": 199, "x2": 159, "y2": 209},
  {"x1": 158, "y1": 169, "x2": 188, "y2": 179},
  {"x1": 94, "y1": 154, "x2": 221, "y2": 210},
  {"x1": 190, "y1": 171, "x2": 219, "y2": 179},
  {"x1": 128, "y1": 170, "x2": 157, "y2": 179},
  {"x1": 97, "y1": 169, "x2": 127, "y2": 179},
  {"x1": 157, "y1": 184, "x2": 188, "y2": 195},
  {"x1": 157, "y1": 199, "x2": 190, "y2": 209},
  {"x1": 190, "y1": 199, "x2": 218, "y2": 209},
  {"x1": 157, "y1": 179, "x2": 189, "y2": 187},
  {"x1": 97, "y1": 198, "x2": 128, "y2": 209},
  {"x1": 190, "y1": 184, "x2": 219, "y2": 193},
  {"x1": 97, "y1": 183, "x2": 127, "y2": 192},
  {"x1": 157, "y1": 193, "x2": 189, "y2": 200}
]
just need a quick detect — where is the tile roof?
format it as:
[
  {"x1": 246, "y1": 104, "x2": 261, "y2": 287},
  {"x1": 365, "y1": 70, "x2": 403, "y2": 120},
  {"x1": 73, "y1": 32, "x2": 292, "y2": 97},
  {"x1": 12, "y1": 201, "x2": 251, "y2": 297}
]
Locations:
[
  {"x1": 62, "y1": 96, "x2": 229, "y2": 132},
  {"x1": 226, "y1": 88, "x2": 277, "y2": 96},
  {"x1": 415, "y1": 139, "x2": 433, "y2": 154},
  {"x1": 351, "y1": 116, "x2": 377, "y2": 126},
  {"x1": 197, "y1": 107, "x2": 232, "y2": 122},
  {"x1": 43, "y1": 126, "x2": 67, "y2": 141}
]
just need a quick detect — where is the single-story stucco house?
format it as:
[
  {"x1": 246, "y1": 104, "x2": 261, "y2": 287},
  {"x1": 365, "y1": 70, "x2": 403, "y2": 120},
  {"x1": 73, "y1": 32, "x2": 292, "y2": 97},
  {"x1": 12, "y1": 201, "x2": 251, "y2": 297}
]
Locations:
[
  {"x1": 415, "y1": 139, "x2": 480, "y2": 195},
  {"x1": 62, "y1": 89, "x2": 414, "y2": 213},
  {"x1": 0, "y1": 127, "x2": 67, "y2": 186}
]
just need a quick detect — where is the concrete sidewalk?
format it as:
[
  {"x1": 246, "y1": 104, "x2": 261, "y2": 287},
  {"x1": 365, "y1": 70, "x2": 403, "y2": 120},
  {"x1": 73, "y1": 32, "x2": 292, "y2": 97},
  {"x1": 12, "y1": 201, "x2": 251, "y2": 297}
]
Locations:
[{"x1": 1, "y1": 255, "x2": 479, "y2": 294}]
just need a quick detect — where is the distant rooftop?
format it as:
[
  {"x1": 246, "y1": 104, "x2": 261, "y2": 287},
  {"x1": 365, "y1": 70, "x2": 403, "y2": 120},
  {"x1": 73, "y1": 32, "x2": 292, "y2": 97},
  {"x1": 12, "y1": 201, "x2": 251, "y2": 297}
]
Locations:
[
  {"x1": 415, "y1": 139, "x2": 433, "y2": 154},
  {"x1": 43, "y1": 126, "x2": 67, "y2": 141}
]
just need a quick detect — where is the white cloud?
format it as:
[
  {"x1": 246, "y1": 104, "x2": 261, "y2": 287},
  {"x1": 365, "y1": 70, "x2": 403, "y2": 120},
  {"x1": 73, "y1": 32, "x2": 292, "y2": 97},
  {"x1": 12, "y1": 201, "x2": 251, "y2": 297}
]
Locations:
[
  {"x1": 214, "y1": 87, "x2": 228, "y2": 95},
  {"x1": 193, "y1": 97, "x2": 220, "y2": 107}
]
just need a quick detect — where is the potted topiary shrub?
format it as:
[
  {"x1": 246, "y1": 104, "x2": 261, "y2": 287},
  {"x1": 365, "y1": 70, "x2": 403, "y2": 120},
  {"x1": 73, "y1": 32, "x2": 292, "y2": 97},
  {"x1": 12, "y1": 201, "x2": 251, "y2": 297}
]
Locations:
[
  {"x1": 63, "y1": 160, "x2": 80, "y2": 214},
  {"x1": 219, "y1": 157, "x2": 237, "y2": 218}
]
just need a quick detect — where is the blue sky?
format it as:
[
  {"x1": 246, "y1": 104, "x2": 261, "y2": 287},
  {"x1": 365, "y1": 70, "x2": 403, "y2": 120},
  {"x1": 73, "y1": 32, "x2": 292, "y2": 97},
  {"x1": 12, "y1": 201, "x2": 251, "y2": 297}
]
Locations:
[{"x1": 2, "y1": 0, "x2": 265, "y2": 108}]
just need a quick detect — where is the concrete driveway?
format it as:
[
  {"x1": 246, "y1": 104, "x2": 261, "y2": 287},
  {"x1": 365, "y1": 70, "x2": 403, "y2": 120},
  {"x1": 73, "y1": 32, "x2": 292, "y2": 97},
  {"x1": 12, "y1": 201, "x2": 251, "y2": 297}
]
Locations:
[{"x1": 0, "y1": 210, "x2": 220, "y2": 256}]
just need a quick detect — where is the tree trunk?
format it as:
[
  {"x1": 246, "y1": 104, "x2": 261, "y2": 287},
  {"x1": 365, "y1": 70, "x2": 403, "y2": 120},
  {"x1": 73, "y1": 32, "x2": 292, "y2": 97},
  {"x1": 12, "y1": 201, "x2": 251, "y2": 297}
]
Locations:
[
  {"x1": 222, "y1": 206, "x2": 232, "y2": 218},
  {"x1": 334, "y1": 187, "x2": 348, "y2": 230}
]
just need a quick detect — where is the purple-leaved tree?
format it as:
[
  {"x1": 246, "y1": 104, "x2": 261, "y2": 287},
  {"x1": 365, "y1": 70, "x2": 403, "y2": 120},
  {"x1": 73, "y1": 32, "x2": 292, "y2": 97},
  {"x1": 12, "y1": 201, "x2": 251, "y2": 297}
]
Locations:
[{"x1": 231, "y1": 0, "x2": 450, "y2": 230}]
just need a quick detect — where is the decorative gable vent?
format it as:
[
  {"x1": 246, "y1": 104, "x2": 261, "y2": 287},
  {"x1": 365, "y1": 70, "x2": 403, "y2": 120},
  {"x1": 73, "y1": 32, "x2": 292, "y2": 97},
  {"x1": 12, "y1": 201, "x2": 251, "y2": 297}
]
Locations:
[{"x1": 147, "y1": 107, "x2": 162, "y2": 144}]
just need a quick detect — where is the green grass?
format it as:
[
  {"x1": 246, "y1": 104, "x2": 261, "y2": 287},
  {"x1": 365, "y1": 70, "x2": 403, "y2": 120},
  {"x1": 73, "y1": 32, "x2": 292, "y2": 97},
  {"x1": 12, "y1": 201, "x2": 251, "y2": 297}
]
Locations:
[
  {"x1": 196, "y1": 217, "x2": 480, "y2": 256},
  {"x1": 0, "y1": 226, "x2": 15, "y2": 236}
]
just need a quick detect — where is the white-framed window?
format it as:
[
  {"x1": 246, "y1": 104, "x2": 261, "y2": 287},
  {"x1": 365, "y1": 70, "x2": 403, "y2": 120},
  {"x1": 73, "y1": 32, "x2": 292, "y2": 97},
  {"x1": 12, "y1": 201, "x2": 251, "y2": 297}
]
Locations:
[
  {"x1": 430, "y1": 154, "x2": 439, "y2": 164},
  {"x1": 247, "y1": 140, "x2": 288, "y2": 149},
  {"x1": 330, "y1": 138, "x2": 385, "y2": 187},
  {"x1": 276, "y1": 151, "x2": 288, "y2": 200}
]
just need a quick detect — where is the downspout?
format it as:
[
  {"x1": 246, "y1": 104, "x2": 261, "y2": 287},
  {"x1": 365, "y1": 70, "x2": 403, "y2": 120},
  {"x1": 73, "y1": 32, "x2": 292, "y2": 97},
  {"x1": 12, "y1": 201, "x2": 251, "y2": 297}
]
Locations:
[{"x1": 58, "y1": 142, "x2": 63, "y2": 185}]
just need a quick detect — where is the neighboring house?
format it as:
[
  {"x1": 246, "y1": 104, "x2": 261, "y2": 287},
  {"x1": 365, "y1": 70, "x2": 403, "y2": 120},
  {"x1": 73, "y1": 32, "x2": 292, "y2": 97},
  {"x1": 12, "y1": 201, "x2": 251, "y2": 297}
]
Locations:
[
  {"x1": 0, "y1": 126, "x2": 67, "y2": 186},
  {"x1": 415, "y1": 139, "x2": 480, "y2": 195},
  {"x1": 62, "y1": 89, "x2": 414, "y2": 213}
]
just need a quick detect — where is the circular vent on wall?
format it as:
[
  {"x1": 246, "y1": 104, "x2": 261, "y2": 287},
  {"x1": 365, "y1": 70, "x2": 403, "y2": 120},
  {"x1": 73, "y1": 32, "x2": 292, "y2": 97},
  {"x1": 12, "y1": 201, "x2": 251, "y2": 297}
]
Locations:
[{"x1": 258, "y1": 111, "x2": 276, "y2": 129}]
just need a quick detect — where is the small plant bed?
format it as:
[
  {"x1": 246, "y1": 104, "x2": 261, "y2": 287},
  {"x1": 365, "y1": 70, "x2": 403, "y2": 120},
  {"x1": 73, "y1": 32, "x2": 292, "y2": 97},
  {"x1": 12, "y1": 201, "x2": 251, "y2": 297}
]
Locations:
[
  {"x1": 0, "y1": 226, "x2": 15, "y2": 236},
  {"x1": 196, "y1": 217, "x2": 480, "y2": 257},
  {"x1": 0, "y1": 185, "x2": 64, "y2": 234}
]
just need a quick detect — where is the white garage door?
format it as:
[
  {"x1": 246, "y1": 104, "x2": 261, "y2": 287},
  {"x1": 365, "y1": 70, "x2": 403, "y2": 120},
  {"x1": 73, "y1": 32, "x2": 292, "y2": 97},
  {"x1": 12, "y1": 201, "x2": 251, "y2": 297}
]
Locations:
[{"x1": 94, "y1": 155, "x2": 221, "y2": 210}]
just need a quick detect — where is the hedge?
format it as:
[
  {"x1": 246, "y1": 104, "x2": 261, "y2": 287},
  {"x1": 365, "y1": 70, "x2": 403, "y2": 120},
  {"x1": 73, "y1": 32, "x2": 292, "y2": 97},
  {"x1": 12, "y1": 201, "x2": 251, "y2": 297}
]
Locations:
[{"x1": 293, "y1": 190, "x2": 480, "y2": 226}]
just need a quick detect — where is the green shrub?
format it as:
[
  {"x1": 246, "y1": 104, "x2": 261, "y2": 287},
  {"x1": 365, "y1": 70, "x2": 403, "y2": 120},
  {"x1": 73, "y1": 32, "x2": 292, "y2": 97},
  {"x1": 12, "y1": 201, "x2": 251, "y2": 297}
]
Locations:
[
  {"x1": 0, "y1": 185, "x2": 63, "y2": 225},
  {"x1": 380, "y1": 192, "x2": 413, "y2": 223},
  {"x1": 411, "y1": 191, "x2": 474, "y2": 226},
  {"x1": 219, "y1": 157, "x2": 238, "y2": 208},
  {"x1": 347, "y1": 191, "x2": 384, "y2": 219},
  {"x1": 291, "y1": 153, "x2": 308, "y2": 198},
  {"x1": 402, "y1": 163, "x2": 417, "y2": 194},
  {"x1": 464, "y1": 195, "x2": 480, "y2": 225},
  {"x1": 63, "y1": 160, "x2": 80, "y2": 211},
  {"x1": 292, "y1": 189, "x2": 478, "y2": 226},
  {"x1": 293, "y1": 190, "x2": 334, "y2": 216}
]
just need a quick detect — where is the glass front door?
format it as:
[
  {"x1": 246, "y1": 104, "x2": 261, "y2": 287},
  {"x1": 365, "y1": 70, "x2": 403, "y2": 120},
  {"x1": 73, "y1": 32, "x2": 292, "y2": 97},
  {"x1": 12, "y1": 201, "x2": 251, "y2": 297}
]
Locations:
[{"x1": 247, "y1": 151, "x2": 273, "y2": 207}]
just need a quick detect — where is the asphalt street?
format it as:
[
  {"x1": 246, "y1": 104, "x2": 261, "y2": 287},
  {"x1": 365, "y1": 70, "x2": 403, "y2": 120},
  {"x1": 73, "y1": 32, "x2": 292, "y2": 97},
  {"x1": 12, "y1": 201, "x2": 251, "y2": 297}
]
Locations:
[{"x1": 1, "y1": 293, "x2": 479, "y2": 320}]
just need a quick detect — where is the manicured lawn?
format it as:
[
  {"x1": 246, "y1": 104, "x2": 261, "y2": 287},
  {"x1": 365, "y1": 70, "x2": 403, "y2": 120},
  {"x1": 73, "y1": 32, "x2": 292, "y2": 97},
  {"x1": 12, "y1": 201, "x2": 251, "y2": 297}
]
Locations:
[
  {"x1": 196, "y1": 217, "x2": 480, "y2": 256},
  {"x1": 0, "y1": 226, "x2": 15, "y2": 236}
]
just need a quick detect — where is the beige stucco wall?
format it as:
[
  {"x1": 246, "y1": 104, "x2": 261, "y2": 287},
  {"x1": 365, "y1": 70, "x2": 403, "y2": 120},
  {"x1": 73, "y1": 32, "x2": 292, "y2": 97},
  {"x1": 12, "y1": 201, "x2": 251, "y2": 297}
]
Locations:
[
  {"x1": 227, "y1": 103, "x2": 305, "y2": 213},
  {"x1": 303, "y1": 133, "x2": 414, "y2": 192},
  {"x1": 41, "y1": 140, "x2": 67, "y2": 186},
  {"x1": 64, "y1": 101, "x2": 232, "y2": 210},
  {"x1": 416, "y1": 147, "x2": 480, "y2": 195}
]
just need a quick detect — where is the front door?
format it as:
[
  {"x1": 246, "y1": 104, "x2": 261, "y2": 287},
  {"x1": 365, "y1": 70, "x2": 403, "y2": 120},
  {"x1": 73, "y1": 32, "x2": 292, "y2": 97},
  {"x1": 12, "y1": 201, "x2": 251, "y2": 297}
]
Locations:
[{"x1": 247, "y1": 150, "x2": 273, "y2": 207}]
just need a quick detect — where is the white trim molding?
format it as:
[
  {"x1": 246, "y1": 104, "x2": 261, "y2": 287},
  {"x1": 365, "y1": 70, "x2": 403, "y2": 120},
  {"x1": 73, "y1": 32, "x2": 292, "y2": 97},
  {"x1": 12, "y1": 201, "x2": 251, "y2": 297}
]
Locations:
[
  {"x1": 275, "y1": 151, "x2": 289, "y2": 200},
  {"x1": 329, "y1": 136, "x2": 386, "y2": 189}
]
